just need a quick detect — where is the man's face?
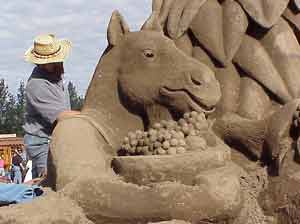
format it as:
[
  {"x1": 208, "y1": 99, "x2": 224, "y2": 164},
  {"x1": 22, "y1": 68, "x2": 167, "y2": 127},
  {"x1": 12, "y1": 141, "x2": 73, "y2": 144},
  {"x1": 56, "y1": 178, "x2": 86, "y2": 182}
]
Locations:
[
  {"x1": 43, "y1": 62, "x2": 63, "y2": 72},
  {"x1": 42, "y1": 62, "x2": 64, "y2": 80}
]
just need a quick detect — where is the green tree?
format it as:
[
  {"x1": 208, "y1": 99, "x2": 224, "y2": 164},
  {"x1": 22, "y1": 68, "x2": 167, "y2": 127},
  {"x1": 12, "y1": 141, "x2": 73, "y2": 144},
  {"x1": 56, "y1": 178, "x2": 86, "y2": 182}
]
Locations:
[
  {"x1": 0, "y1": 79, "x2": 17, "y2": 134},
  {"x1": 4, "y1": 94, "x2": 17, "y2": 134},
  {"x1": 67, "y1": 81, "x2": 84, "y2": 111},
  {"x1": 0, "y1": 79, "x2": 10, "y2": 132},
  {"x1": 15, "y1": 81, "x2": 26, "y2": 136},
  {"x1": 0, "y1": 80, "x2": 26, "y2": 136}
]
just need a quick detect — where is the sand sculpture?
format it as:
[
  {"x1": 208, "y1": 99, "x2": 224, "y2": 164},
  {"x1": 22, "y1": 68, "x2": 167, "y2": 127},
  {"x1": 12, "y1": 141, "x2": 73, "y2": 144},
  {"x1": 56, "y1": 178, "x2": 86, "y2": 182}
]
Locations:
[{"x1": 3, "y1": 0, "x2": 300, "y2": 223}]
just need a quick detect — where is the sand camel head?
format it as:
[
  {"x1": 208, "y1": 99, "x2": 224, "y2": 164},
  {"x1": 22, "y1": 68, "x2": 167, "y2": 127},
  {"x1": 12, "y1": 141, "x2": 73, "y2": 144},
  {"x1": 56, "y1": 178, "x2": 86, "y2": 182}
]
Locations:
[{"x1": 107, "y1": 11, "x2": 221, "y2": 122}]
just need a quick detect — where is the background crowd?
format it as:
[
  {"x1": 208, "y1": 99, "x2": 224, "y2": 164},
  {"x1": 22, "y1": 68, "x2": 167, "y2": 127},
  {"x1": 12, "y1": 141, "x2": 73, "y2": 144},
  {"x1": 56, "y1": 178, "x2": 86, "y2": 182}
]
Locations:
[{"x1": 0, "y1": 148, "x2": 26, "y2": 184}]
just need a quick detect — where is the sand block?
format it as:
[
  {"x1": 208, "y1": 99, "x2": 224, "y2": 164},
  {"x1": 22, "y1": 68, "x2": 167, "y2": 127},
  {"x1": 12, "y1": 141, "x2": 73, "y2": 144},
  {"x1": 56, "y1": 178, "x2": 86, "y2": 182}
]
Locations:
[
  {"x1": 0, "y1": 190, "x2": 93, "y2": 224},
  {"x1": 261, "y1": 18, "x2": 300, "y2": 99},
  {"x1": 223, "y1": 0, "x2": 248, "y2": 63},
  {"x1": 215, "y1": 63, "x2": 241, "y2": 116},
  {"x1": 233, "y1": 34, "x2": 291, "y2": 103},
  {"x1": 265, "y1": 99, "x2": 300, "y2": 159},
  {"x1": 192, "y1": 46, "x2": 215, "y2": 71},
  {"x1": 190, "y1": 0, "x2": 226, "y2": 65},
  {"x1": 283, "y1": 7, "x2": 300, "y2": 31},
  {"x1": 176, "y1": 0, "x2": 207, "y2": 38},
  {"x1": 236, "y1": 0, "x2": 289, "y2": 28},
  {"x1": 167, "y1": 0, "x2": 188, "y2": 38},
  {"x1": 158, "y1": 0, "x2": 174, "y2": 25},
  {"x1": 238, "y1": 77, "x2": 271, "y2": 120},
  {"x1": 174, "y1": 33, "x2": 193, "y2": 56},
  {"x1": 189, "y1": 0, "x2": 248, "y2": 65}
]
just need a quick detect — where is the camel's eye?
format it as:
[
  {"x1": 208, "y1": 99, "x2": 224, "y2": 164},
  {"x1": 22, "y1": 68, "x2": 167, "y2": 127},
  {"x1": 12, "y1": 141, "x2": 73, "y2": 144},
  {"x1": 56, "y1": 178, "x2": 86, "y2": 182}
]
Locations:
[{"x1": 143, "y1": 49, "x2": 155, "y2": 59}]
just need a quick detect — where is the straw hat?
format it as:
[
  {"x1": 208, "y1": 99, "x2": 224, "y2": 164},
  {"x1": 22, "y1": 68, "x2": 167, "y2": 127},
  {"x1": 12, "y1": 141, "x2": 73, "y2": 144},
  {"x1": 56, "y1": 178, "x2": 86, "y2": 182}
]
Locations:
[{"x1": 25, "y1": 34, "x2": 71, "y2": 64}]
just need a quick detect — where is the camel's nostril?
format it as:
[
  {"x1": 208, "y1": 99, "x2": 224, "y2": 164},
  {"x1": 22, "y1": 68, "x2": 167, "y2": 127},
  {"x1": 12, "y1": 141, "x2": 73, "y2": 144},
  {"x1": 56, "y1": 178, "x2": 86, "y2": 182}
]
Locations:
[{"x1": 191, "y1": 77, "x2": 202, "y2": 86}]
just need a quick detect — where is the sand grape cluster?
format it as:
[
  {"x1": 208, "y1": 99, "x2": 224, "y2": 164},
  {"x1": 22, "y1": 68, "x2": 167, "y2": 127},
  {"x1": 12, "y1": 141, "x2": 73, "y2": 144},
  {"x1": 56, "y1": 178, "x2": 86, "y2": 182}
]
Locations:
[{"x1": 118, "y1": 111, "x2": 213, "y2": 156}]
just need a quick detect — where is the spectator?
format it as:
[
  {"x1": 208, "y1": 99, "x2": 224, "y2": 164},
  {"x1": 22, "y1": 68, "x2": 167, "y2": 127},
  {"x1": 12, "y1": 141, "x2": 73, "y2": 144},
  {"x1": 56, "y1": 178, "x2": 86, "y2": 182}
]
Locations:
[
  {"x1": 11, "y1": 165, "x2": 22, "y2": 184},
  {"x1": 11, "y1": 152, "x2": 23, "y2": 184},
  {"x1": 0, "y1": 155, "x2": 5, "y2": 177},
  {"x1": 23, "y1": 34, "x2": 80, "y2": 179},
  {"x1": 5, "y1": 167, "x2": 12, "y2": 183},
  {"x1": 17, "y1": 148, "x2": 27, "y2": 161}
]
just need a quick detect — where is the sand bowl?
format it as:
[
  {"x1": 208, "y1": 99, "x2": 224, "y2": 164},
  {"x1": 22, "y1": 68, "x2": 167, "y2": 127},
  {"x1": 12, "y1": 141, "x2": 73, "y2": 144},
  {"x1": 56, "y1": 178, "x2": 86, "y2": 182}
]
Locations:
[{"x1": 112, "y1": 139, "x2": 231, "y2": 186}]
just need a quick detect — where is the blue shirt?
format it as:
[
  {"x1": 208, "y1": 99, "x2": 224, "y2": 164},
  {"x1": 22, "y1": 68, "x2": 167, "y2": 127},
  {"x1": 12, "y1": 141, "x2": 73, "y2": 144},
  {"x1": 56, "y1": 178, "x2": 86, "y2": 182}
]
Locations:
[{"x1": 23, "y1": 66, "x2": 71, "y2": 138}]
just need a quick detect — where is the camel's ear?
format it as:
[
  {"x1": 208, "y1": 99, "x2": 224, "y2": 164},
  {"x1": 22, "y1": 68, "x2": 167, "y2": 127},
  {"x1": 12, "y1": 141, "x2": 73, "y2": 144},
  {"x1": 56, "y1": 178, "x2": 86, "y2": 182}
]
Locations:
[
  {"x1": 141, "y1": 13, "x2": 163, "y2": 32},
  {"x1": 107, "y1": 10, "x2": 130, "y2": 46}
]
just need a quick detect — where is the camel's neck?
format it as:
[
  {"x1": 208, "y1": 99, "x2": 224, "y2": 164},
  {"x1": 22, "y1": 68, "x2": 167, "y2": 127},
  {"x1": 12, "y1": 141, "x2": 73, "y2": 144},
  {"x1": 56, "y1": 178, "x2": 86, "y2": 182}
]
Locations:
[{"x1": 82, "y1": 47, "x2": 144, "y2": 149}]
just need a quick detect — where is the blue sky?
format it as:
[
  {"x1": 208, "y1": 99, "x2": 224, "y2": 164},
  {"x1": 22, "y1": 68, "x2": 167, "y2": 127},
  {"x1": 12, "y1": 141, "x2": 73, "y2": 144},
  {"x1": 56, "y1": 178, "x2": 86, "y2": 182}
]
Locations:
[{"x1": 0, "y1": 0, "x2": 151, "y2": 95}]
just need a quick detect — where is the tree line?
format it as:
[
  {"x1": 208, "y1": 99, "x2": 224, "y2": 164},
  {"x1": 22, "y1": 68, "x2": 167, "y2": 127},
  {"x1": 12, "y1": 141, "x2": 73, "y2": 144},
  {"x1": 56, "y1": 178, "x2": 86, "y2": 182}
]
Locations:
[{"x1": 0, "y1": 79, "x2": 84, "y2": 137}]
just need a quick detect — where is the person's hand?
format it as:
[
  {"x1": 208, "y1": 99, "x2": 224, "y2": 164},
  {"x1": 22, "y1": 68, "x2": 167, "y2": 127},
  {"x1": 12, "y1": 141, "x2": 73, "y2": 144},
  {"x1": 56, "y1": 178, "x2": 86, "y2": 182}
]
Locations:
[
  {"x1": 24, "y1": 178, "x2": 43, "y2": 186},
  {"x1": 38, "y1": 167, "x2": 48, "y2": 179},
  {"x1": 24, "y1": 168, "x2": 48, "y2": 186}
]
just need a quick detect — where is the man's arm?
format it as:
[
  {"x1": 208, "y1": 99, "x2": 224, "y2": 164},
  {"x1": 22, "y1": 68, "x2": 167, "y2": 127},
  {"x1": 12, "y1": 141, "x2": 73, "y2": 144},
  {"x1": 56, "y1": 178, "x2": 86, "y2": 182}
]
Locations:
[{"x1": 26, "y1": 81, "x2": 80, "y2": 126}]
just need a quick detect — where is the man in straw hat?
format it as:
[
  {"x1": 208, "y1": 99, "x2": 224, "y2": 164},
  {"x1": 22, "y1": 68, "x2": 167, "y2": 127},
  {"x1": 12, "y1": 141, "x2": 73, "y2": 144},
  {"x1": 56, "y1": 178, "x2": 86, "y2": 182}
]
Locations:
[{"x1": 23, "y1": 34, "x2": 80, "y2": 179}]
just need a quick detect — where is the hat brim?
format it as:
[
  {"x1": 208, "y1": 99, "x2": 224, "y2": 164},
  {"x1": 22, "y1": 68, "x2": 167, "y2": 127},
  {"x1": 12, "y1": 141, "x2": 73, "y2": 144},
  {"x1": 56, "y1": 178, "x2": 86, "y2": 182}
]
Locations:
[{"x1": 24, "y1": 39, "x2": 71, "y2": 65}]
